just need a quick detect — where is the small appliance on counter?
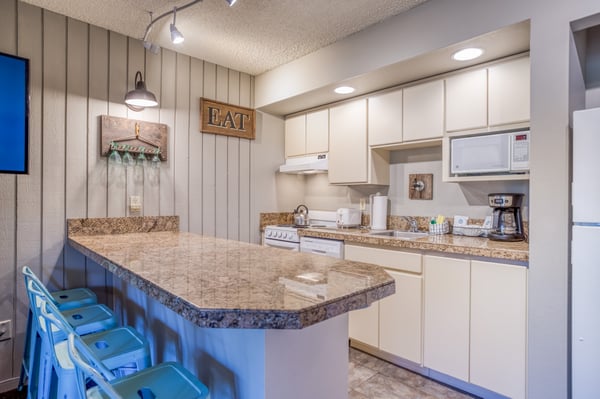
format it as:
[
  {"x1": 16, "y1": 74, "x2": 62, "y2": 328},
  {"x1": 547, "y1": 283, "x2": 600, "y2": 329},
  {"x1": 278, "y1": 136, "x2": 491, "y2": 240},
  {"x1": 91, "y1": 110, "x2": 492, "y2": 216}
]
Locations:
[
  {"x1": 336, "y1": 208, "x2": 361, "y2": 228},
  {"x1": 293, "y1": 204, "x2": 309, "y2": 227},
  {"x1": 370, "y1": 193, "x2": 388, "y2": 230},
  {"x1": 488, "y1": 193, "x2": 525, "y2": 241}
]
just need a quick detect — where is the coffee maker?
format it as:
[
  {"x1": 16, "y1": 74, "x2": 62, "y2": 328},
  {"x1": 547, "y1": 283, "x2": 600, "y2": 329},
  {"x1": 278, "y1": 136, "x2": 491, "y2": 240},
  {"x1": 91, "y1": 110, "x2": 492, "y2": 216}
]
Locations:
[{"x1": 488, "y1": 193, "x2": 525, "y2": 241}]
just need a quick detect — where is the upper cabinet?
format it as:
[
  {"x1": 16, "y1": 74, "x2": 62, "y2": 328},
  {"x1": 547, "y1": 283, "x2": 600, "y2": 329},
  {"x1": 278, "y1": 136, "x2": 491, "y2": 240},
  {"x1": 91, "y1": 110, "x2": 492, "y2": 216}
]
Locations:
[
  {"x1": 329, "y1": 99, "x2": 389, "y2": 185},
  {"x1": 368, "y1": 89, "x2": 403, "y2": 146},
  {"x1": 403, "y1": 80, "x2": 445, "y2": 142},
  {"x1": 445, "y1": 69, "x2": 488, "y2": 132},
  {"x1": 305, "y1": 109, "x2": 329, "y2": 154},
  {"x1": 284, "y1": 109, "x2": 329, "y2": 158},
  {"x1": 488, "y1": 56, "x2": 530, "y2": 127},
  {"x1": 445, "y1": 55, "x2": 530, "y2": 133}
]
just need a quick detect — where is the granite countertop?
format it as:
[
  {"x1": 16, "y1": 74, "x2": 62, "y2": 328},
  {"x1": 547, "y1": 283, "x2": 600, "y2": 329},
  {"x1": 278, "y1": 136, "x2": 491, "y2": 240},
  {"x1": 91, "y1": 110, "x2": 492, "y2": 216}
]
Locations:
[
  {"x1": 299, "y1": 228, "x2": 529, "y2": 263},
  {"x1": 67, "y1": 217, "x2": 395, "y2": 330}
]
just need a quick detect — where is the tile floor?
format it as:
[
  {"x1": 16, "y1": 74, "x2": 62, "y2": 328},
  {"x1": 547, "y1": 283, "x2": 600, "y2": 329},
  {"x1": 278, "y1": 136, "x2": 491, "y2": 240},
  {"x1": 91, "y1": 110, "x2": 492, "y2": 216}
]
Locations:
[
  {"x1": 349, "y1": 347, "x2": 478, "y2": 399},
  {"x1": 2, "y1": 349, "x2": 477, "y2": 399}
]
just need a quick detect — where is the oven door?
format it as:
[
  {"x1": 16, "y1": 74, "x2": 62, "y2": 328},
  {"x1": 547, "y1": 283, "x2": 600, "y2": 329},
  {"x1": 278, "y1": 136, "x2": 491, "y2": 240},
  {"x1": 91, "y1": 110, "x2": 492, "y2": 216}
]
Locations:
[{"x1": 263, "y1": 238, "x2": 300, "y2": 251}]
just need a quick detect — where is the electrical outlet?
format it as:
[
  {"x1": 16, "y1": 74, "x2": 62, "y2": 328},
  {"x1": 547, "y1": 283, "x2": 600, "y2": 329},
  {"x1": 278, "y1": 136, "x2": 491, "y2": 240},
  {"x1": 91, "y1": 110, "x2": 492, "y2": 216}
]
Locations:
[
  {"x1": 129, "y1": 195, "x2": 142, "y2": 213},
  {"x1": 0, "y1": 320, "x2": 12, "y2": 341}
]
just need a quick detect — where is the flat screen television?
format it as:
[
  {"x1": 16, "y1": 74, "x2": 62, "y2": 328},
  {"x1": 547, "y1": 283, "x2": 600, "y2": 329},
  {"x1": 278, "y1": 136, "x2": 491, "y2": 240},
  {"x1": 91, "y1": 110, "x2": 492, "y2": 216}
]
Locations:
[{"x1": 0, "y1": 51, "x2": 29, "y2": 174}]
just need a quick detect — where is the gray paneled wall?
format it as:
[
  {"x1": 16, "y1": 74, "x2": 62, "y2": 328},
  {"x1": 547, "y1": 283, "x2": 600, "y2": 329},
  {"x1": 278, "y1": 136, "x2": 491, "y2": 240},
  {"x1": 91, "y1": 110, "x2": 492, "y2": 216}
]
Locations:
[{"x1": 0, "y1": 1, "x2": 258, "y2": 389}]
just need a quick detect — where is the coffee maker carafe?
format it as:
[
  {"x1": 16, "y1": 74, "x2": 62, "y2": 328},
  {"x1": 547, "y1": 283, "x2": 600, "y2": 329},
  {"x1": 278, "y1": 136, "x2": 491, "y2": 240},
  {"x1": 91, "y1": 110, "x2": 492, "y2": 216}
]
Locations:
[{"x1": 488, "y1": 193, "x2": 525, "y2": 241}]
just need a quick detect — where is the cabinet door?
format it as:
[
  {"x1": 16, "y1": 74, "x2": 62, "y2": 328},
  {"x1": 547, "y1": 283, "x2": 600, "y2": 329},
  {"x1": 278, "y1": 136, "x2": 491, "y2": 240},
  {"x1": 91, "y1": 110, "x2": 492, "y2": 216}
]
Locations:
[
  {"x1": 284, "y1": 114, "x2": 306, "y2": 158},
  {"x1": 306, "y1": 109, "x2": 329, "y2": 154},
  {"x1": 470, "y1": 261, "x2": 527, "y2": 399},
  {"x1": 379, "y1": 270, "x2": 422, "y2": 364},
  {"x1": 368, "y1": 90, "x2": 403, "y2": 146},
  {"x1": 329, "y1": 99, "x2": 367, "y2": 184},
  {"x1": 488, "y1": 56, "x2": 530, "y2": 126},
  {"x1": 423, "y1": 255, "x2": 470, "y2": 381},
  {"x1": 445, "y1": 69, "x2": 487, "y2": 132},
  {"x1": 348, "y1": 303, "x2": 379, "y2": 348},
  {"x1": 403, "y1": 80, "x2": 444, "y2": 142}
]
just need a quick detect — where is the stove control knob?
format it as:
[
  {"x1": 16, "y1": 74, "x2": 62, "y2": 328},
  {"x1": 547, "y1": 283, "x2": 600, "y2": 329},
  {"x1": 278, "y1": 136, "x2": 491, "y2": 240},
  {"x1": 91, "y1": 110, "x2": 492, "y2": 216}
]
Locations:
[{"x1": 276, "y1": 232, "x2": 282, "y2": 238}]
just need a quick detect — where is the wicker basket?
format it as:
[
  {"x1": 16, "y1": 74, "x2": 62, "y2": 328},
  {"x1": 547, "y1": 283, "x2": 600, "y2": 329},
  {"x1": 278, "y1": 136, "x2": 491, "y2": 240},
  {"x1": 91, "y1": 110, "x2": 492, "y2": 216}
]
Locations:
[
  {"x1": 429, "y1": 221, "x2": 450, "y2": 235},
  {"x1": 453, "y1": 225, "x2": 492, "y2": 237}
]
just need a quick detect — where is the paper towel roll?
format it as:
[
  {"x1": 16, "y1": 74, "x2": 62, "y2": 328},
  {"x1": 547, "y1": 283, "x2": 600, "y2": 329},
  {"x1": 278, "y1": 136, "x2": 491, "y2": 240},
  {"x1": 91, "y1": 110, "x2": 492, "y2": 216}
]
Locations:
[{"x1": 371, "y1": 195, "x2": 388, "y2": 230}]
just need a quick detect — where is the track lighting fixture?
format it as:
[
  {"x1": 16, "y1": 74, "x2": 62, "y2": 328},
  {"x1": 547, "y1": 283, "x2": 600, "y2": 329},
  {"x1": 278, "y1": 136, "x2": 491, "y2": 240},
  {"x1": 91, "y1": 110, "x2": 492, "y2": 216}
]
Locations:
[
  {"x1": 142, "y1": 0, "x2": 238, "y2": 52},
  {"x1": 170, "y1": 7, "x2": 184, "y2": 44},
  {"x1": 124, "y1": 71, "x2": 158, "y2": 111}
]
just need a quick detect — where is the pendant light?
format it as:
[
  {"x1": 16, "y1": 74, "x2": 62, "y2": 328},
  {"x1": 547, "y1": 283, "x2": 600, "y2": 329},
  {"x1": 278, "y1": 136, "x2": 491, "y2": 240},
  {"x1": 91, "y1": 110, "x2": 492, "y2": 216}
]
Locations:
[{"x1": 124, "y1": 71, "x2": 158, "y2": 111}]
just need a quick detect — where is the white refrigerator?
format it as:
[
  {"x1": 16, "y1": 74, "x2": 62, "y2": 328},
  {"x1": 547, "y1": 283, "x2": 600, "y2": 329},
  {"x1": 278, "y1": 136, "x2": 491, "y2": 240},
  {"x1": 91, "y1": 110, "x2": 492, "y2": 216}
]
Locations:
[{"x1": 572, "y1": 107, "x2": 600, "y2": 398}]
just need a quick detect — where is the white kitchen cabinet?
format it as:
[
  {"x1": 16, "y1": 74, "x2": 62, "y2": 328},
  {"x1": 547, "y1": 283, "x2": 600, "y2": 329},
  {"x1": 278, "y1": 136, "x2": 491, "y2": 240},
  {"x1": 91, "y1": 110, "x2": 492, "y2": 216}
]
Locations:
[
  {"x1": 284, "y1": 109, "x2": 328, "y2": 158},
  {"x1": 348, "y1": 301, "x2": 379, "y2": 348},
  {"x1": 379, "y1": 270, "x2": 422, "y2": 363},
  {"x1": 403, "y1": 80, "x2": 444, "y2": 142},
  {"x1": 445, "y1": 69, "x2": 488, "y2": 132},
  {"x1": 423, "y1": 255, "x2": 470, "y2": 381},
  {"x1": 329, "y1": 99, "x2": 389, "y2": 185},
  {"x1": 284, "y1": 114, "x2": 306, "y2": 158},
  {"x1": 368, "y1": 89, "x2": 403, "y2": 146},
  {"x1": 305, "y1": 109, "x2": 329, "y2": 154},
  {"x1": 346, "y1": 244, "x2": 422, "y2": 363},
  {"x1": 329, "y1": 99, "x2": 367, "y2": 184},
  {"x1": 488, "y1": 56, "x2": 530, "y2": 127},
  {"x1": 470, "y1": 260, "x2": 527, "y2": 399}
]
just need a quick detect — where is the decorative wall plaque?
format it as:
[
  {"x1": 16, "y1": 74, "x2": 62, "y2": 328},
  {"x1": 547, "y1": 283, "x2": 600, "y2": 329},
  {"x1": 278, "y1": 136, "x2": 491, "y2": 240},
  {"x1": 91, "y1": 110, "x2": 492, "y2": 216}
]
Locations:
[
  {"x1": 200, "y1": 98, "x2": 256, "y2": 140},
  {"x1": 101, "y1": 115, "x2": 168, "y2": 161}
]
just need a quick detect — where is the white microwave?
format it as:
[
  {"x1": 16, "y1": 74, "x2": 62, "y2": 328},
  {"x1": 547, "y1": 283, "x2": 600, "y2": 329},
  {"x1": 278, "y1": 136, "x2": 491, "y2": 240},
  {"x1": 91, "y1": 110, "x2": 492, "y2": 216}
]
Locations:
[{"x1": 450, "y1": 131, "x2": 530, "y2": 175}]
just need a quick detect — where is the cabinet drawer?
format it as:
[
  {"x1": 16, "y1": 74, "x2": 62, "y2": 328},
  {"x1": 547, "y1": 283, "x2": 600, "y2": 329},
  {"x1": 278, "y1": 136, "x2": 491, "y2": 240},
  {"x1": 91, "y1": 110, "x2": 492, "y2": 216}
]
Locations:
[{"x1": 345, "y1": 245, "x2": 421, "y2": 273}]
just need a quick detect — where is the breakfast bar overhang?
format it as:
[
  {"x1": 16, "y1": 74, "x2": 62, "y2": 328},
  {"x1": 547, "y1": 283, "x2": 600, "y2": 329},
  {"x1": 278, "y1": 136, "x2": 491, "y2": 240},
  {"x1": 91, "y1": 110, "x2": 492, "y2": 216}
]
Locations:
[{"x1": 67, "y1": 217, "x2": 395, "y2": 399}]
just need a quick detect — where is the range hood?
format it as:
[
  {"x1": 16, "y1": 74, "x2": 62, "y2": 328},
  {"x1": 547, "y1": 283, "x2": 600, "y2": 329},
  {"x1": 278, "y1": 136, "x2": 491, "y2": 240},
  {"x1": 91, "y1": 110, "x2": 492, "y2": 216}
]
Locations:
[{"x1": 279, "y1": 154, "x2": 328, "y2": 174}]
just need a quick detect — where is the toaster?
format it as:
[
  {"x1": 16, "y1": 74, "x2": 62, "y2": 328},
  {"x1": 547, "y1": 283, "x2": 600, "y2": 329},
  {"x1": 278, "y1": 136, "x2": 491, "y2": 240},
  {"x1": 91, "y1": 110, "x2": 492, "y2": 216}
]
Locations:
[{"x1": 336, "y1": 208, "x2": 361, "y2": 228}]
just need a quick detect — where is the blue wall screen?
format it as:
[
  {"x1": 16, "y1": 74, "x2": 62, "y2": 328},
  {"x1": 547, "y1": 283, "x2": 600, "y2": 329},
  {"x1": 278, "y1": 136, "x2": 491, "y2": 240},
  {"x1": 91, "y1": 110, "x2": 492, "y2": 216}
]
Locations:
[{"x1": 0, "y1": 52, "x2": 29, "y2": 174}]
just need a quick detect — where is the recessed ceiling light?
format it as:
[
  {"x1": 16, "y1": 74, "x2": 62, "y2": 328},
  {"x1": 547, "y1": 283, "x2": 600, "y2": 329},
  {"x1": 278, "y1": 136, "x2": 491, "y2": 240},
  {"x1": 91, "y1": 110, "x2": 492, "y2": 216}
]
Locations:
[
  {"x1": 452, "y1": 48, "x2": 483, "y2": 61},
  {"x1": 334, "y1": 86, "x2": 355, "y2": 94}
]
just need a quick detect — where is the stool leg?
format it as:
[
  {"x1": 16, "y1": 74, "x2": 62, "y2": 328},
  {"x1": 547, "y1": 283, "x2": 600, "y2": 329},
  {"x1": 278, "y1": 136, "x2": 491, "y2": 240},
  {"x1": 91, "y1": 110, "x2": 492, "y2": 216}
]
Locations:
[{"x1": 17, "y1": 309, "x2": 33, "y2": 391}]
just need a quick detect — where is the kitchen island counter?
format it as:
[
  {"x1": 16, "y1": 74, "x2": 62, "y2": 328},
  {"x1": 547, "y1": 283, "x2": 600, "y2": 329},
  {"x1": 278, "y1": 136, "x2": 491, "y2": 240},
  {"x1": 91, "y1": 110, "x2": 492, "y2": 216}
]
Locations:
[
  {"x1": 67, "y1": 216, "x2": 395, "y2": 399},
  {"x1": 68, "y1": 228, "x2": 394, "y2": 329}
]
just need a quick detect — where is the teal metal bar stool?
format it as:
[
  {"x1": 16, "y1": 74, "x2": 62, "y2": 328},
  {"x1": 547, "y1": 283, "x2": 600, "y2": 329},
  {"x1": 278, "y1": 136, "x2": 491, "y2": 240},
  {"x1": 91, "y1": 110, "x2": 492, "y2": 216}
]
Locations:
[
  {"x1": 67, "y1": 333, "x2": 210, "y2": 399},
  {"x1": 24, "y1": 268, "x2": 119, "y2": 399},
  {"x1": 19, "y1": 267, "x2": 98, "y2": 392},
  {"x1": 38, "y1": 299, "x2": 152, "y2": 399}
]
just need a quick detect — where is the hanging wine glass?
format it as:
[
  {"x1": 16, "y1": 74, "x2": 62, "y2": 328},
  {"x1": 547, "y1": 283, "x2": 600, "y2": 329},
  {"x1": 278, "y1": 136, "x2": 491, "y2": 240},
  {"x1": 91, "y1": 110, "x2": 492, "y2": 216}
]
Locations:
[
  {"x1": 136, "y1": 146, "x2": 147, "y2": 168},
  {"x1": 122, "y1": 145, "x2": 135, "y2": 168},
  {"x1": 151, "y1": 148, "x2": 161, "y2": 169},
  {"x1": 108, "y1": 142, "x2": 122, "y2": 165}
]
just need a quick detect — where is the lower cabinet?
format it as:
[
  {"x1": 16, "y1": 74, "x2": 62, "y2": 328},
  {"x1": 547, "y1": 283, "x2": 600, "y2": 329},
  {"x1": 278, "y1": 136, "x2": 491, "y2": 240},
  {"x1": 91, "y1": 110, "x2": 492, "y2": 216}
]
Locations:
[
  {"x1": 423, "y1": 255, "x2": 527, "y2": 399},
  {"x1": 346, "y1": 244, "x2": 423, "y2": 364},
  {"x1": 423, "y1": 255, "x2": 470, "y2": 381}
]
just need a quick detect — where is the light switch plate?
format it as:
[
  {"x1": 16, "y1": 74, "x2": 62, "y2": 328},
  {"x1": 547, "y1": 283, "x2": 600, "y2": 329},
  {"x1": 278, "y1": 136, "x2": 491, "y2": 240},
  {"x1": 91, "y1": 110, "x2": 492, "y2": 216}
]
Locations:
[
  {"x1": 0, "y1": 320, "x2": 12, "y2": 341},
  {"x1": 129, "y1": 195, "x2": 142, "y2": 212}
]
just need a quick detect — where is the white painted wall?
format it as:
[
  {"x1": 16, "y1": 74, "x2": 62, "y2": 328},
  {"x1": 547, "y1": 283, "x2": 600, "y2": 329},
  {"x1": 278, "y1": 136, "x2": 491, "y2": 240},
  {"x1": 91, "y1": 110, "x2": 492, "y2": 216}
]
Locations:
[
  {"x1": 256, "y1": 1, "x2": 600, "y2": 397},
  {"x1": 298, "y1": 147, "x2": 529, "y2": 221}
]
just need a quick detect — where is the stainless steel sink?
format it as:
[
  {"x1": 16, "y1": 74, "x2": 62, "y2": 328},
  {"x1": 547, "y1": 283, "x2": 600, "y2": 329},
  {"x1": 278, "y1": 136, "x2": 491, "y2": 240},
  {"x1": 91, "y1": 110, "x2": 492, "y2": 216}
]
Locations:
[{"x1": 368, "y1": 230, "x2": 429, "y2": 240}]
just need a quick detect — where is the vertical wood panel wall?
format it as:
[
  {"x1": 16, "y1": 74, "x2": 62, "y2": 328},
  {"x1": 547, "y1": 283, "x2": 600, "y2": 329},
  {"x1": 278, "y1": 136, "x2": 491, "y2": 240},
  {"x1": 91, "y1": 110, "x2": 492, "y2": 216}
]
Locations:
[{"x1": 0, "y1": 1, "x2": 257, "y2": 389}]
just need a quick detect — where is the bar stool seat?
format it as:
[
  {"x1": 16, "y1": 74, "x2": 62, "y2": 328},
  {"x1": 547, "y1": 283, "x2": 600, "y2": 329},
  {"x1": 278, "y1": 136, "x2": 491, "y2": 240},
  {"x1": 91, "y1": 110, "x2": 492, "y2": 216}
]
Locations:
[
  {"x1": 68, "y1": 333, "x2": 210, "y2": 399},
  {"x1": 39, "y1": 300, "x2": 152, "y2": 399}
]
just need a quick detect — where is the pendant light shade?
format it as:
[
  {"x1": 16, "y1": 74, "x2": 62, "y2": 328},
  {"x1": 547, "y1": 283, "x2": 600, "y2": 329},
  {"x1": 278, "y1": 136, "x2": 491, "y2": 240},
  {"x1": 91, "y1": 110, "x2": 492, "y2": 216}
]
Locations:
[{"x1": 124, "y1": 71, "x2": 158, "y2": 111}]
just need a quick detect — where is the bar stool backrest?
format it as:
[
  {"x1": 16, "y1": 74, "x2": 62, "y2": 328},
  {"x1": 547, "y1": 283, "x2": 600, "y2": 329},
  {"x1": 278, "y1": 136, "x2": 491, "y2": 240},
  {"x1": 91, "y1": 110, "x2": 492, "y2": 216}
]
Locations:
[
  {"x1": 22, "y1": 266, "x2": 58, "y2": 307},
  {"x1": 67, "y1": 333, "x2": 123, "y2": 399}
]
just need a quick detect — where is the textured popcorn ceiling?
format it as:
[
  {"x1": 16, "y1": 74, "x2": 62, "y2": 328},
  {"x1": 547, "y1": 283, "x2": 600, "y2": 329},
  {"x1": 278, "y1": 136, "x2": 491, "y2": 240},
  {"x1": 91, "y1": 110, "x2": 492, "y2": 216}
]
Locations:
[{"x1": 21, "y1": 0, "x2": 428, "y2": 75}]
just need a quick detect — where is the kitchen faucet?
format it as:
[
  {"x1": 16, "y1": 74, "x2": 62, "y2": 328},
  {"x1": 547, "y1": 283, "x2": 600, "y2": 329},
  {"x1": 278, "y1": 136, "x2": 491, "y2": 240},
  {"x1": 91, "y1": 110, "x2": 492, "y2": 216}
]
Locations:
[{"x1": 402, "y1": 216, "x2": 419, "y2": 232}]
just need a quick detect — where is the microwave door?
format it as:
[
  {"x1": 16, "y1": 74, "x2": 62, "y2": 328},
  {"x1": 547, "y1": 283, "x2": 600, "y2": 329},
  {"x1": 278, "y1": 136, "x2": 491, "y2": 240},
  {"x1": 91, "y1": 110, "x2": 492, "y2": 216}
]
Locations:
[{"x1": 451, "y1": 134, "x2": 511, "y2": 174}]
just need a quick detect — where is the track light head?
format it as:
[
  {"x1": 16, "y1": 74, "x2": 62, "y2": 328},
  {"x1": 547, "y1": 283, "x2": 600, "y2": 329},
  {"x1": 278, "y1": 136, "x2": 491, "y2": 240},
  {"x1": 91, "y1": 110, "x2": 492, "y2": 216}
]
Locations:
[
  {"x1": 170, "y1": 24, "x2": 184, "y2": 44},
  {"x1": 225, "y1": 0, "x2": 237, "y2": 6}
]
